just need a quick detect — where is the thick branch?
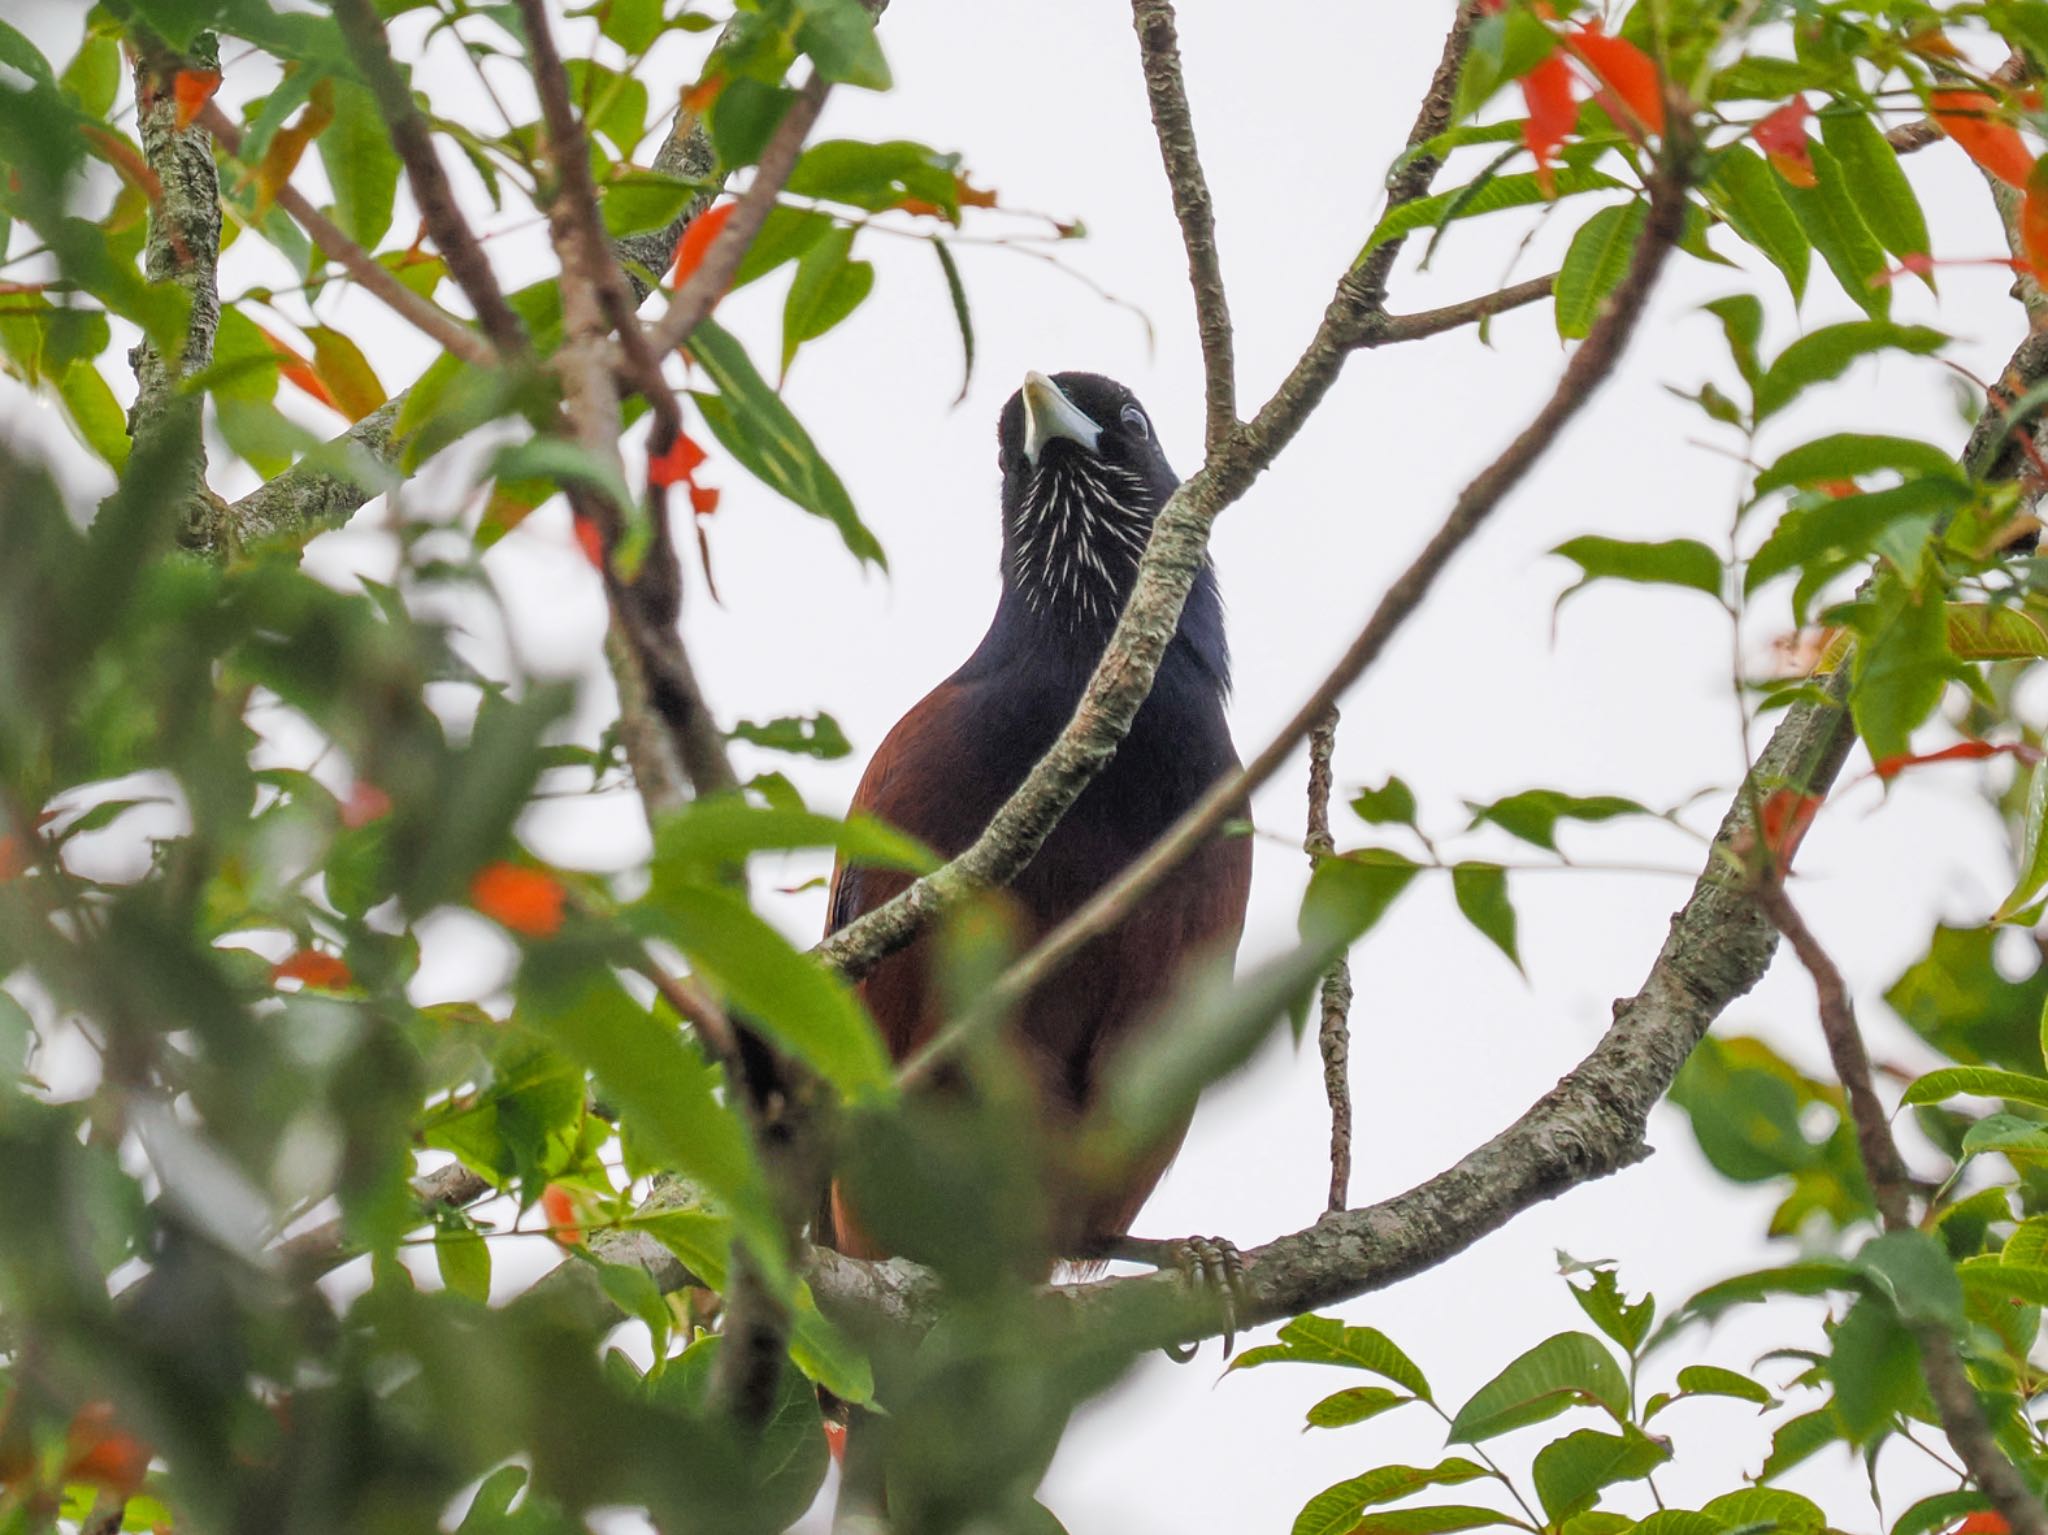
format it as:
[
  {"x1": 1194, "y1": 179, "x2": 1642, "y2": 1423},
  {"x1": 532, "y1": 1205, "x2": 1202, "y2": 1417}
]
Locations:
[
  {"x1": 197, "y1": 104, "x2": 493, "y2": 370},
  {"x1": 332, "y1": 0, "x2": 528, "y2": 355},
  {"x1": 815, "y1": 0, "x2": 1489, "y2": 984},
  {"x1": 1754, "y1": 881, "x2": 2048, "y2": 1535},
  {"x1": 1131, "y1": 0, "x2": 1235, "y2": 450},
  {"x1": 1304, "y1": 706, "x2": 1353, "y2": 1213}
]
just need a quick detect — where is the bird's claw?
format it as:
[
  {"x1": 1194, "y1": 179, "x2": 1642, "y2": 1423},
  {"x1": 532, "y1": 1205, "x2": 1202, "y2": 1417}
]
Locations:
[{"x1": 1161, "y1": 1234, "x2": 1246, "y2": 1363}]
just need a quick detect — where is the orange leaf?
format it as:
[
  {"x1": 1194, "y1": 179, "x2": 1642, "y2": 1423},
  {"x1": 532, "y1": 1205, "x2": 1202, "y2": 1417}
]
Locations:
[
  {"x1": 1759, "y1": 788, "x2": 1822, "y2": 860},
  {"x1": 1755, "y1": 96, "x2": 1817, "y2": 188},
  {"x1": 1571, "y1": 22, "x2": 1664, "y2": 136},
  {"x1": 669, "y1": 201, "x2": 736, "y2": 292},
  {"x1": 172, "y1": 69, "x2": 221, "y2": 131},
  {"x1": 688, "y1": 482, "x2": 720, "y2": 517},
  {"x1": 340, "y1": 780, "x2": 391, "y2": 828},
  {"x1": 0, "y1": 836, "x2": 22, "y2": 883},
  {"x1": 1932, "y1": 88, "x2": 2036, "y2": 188},
  {"x1": 542, "y1": 1184, "x2": 583, "y2": 1246},
  {"x1": 572, "y1": 513, "x2": 606, "y2": 570},
  {"x1": 1953, "y1": 1518, "x2": 2010, "y2": 1535},
  {"x1": 1519, "y1": 49, "x2": 1577, "y2": 197},
  {"x1": 256, "y1": 326, "x2": 339, "y2": 410},
  {"x1": 2024, "y1": 157, "x2": 2048, "y2": 282},
  {"x1": 272, "y1": 950, "x2": 353, "y2": 989},
  {"x1": 470, "y1": 861, "x2": 566, "y2": 937},
  {"x1": 890, "y1": 196, "x2": 947, "y2": 220},
  {"x1": 1814, "y1": 478, "x2": 1860, "y2": 500},
  {"x1": 682, "y1": 73, "x2": 724, "y2": 117},
  {"x1": 65, "y1": 1404, "x2": 150, "y2": 1497},
  {"x1": 648, "y1": 431, "x2": 708, "y2": 487},
  {"x1": 1873, "y1": 739, "x2": 2042, "y2": 779},
  {"x1": 954, "y1": 173, "x2": 998, "y2": 211}
]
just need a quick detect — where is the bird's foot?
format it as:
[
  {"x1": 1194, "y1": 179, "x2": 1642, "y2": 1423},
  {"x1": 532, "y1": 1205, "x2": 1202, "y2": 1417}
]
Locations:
[{"x1": 1108, "y1": 1233, "x2": 1247, "y2": 1363}]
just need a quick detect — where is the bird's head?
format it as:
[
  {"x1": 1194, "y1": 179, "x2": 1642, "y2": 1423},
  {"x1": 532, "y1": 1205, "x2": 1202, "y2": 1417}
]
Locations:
[{"x1": 995, "y1": 371, "x2": 1179, "y2": 627}]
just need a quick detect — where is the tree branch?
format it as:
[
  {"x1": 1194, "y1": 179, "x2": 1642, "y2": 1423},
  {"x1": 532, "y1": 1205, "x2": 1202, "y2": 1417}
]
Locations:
[
  {"x1": 195, "y1": 104, "x2": 493, "y2": 371},
  {"x1": 332, "y1": 0, "x2": 528, "y2": 356},
  {"x1": 814, "y1": 0, "x2": 1490, "y2": 984},
  {"x1": 272, "y1": 1163, "x2": 491, "y2": 1280},
  {"x1": 1304, "y1": 706, "x2": 1354, "y2": 1213},
  {"x1": 1131, "y1": 0, "x2": 1235, "y2": 450},
  {"x1": 1364, "y1": 273, "x2": 1558, "y2": 347},
  {"x1": 1752, "y1": 879, "x2": 2048, "y2": 1535}
]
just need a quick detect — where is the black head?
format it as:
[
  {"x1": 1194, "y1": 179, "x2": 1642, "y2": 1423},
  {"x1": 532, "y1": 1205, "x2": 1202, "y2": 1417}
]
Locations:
[{"x1": 995, "y1": 372, "x2": 1180, "y2": 628}]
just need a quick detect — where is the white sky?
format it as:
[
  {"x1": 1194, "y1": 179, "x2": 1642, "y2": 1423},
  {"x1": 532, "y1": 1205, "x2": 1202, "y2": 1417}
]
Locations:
[{"x1": 6, "y1": 0, "x2": 2046, "y2": 1530}]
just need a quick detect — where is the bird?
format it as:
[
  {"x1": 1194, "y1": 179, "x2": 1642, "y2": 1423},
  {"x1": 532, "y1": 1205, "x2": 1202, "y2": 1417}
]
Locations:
[{"x1": 819, "y1": 369, "x2": 1252, "y2": 1268}]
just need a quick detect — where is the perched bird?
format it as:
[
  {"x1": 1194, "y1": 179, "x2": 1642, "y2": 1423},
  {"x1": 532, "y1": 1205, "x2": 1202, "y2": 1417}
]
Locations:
[{"x1": 822, "y1": 370, "x2": 1252, "y2": 1264}]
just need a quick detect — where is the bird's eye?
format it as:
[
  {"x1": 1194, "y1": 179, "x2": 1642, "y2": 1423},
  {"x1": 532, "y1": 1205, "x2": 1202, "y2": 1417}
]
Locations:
[{"x1": 1121, "y1": 405, "x2": 1150, "y2": 440}]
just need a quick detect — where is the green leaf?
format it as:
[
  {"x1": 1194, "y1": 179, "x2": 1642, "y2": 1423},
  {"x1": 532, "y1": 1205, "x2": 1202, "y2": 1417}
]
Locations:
[
  {"x1": 591, "y1": 1254, "x2": 671, "y2": 1360},
  {"x1": 1304, "y1": 1386, "x2": 1414, "y2": 1429},
  {"x1": 1553, "y1": 535, "x2": 1723, "y2": 605},
  {"x1": 1961, "y1": 1114, "x2": 2048, "y2": 1161},
  {"x1": 1555, "y1": 202, "x2": 1648, "y2": 340},
  {"x1": 733, "y1": 207, "x2": 837, "y2": 289},
  {"x1": 1757, "y1": 1405, "x2": 1843, "y2": 1481},
  {"x1": 708, "y1": 78, "x2": 797, "y2": 168},
  {"x1": 1891, "y1": 1491, "x2": 1992, "y2": 1535},
  {"x1": 780, "y1": 225, "x2": 874, "y2": 376},
  {"x1": 1451, "y1": 863, "x2": 1520, "y2": 972},
  {"x1": 1754, "y1": 321, "x2": 1947, "y2": 422},
  {"x1": 1701, "y1": 1488, "x2": 1825, "y2": 1534},
  {"x1": 55, "y1": 361, "x2": 129, "y2": 469},
  {"x1": 1744, "y1": 479, "x2": 1961, "y2": 606},
  {"x1": 685, "y1": 318, "x2": 882, "y2": 566},
  {"x1": 1292, "y1": 1463, "x2": 1493, "y2": 1535},
  {"x1": 1826, "y1": 1293, "x2": 1920, "y2": 1440},
  {"x1": 1352, "y1": 777, "x2": 1419, "y2": 828},
  {"x1": 1671, "y1": 1364, "x2": 1777, "y2": 1407},
  {"x1": 788, "y1": 139, "x2": 963, "y2": 215},
  {"x1": 1846, "y1": 556, "x2": 1958, "y2": 762},
  {"x1": 303, "y1": 325, "x2": 387, "y2": 421},
  {"x1": 1783, "y1": 141, "x2": 1890, "y2": 320},
  {"x1": 933, "y1": 237, "x2": 973, "y2": 406},
  {"x1": 1960, "y1": 1258, "x2": 2048, "y2": 1306},
  {"x1": 2000, "y1": 761, "x2": 2048, "y2": 922},
  {"x1": 1301, "y1": 850, "x2": 1422, "y2": 948},
  {"x1": 597, "y1": 0, "x2": 665, "y2": 52},
  {"x1": 1464, "y1": 790, "x2": 1651, "y2": 851},
  {"x1": 1661, "y1": 1258, "x2": 1867, "y2": 1333},
  {"x1": 1887, "y1": 923, "x2": 2048, "y2": 1074},
  {"x1": 1855, "y1": 1229, "x2": 1964, "y2": 1328},
  {"x1": 435, "y1": 1222, "x2": 491, "y2": 1301},
  {"x1": 1754, "y1": 434, "x2": 1963, "y2": 496},
  {"x1": 486, "y1": 437, "x2": 636, "y2": 521},
  {"x1": 1819, "y1": 107, "x2": 1930, "y2": 271},
  {"x1": 59, "y1": 34, "x2": 120, "y2": 118},
  {"x1": 602, "y1": 170, "x2": 701, "y2": 238},
  {"x1": 1347, "y1": 1509, "x2": 1519, "y2": 1535},
  {"x1": 727, "y1": 713, "x2": 852, "y2": 759},
  {"x1": 1447, "y1": 1332, "x2": 1628, "y2": 1443},
  {"x1": 318, "y1": 80, "x2": 401, "y2": 252},
  {"x1": 1568, "y1": 1267, "x2": 1655, "y2": 1353},
  {"x1": 1704, "y1": 294, "x2": 1765, "y2": 391},
  {"x1": 653, "y1": 794, "x2": 934, "y2": 884},
  {"x1": 1903, "y1": 1066, "x2": 2048, "y2": 1109},
  {"x1": 1708, "y1": 145, "x2": 1810, "y2": 303},
  {"x1": 794, "y1": 0, "x2": 890, "y2": 89},
  {"x1": 1633, "y1": 1517, "x2": 1732, "y2": 1535},
  {"x1": 1532, "y1": 1428, "x2": 1668, "y2": 1523},
  {"x1": 1227, "y1": 1314, "x2": 1432, "y2": 1400},
  {"x1": 1358, "y1": 169, "x2": 1625, "y2": 260}
]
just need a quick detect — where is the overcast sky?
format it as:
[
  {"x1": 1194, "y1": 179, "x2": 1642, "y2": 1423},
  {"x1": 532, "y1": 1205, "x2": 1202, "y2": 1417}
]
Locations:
[{"x1": 7, "y1": 0, "x2": 2046, "y2": 1529}]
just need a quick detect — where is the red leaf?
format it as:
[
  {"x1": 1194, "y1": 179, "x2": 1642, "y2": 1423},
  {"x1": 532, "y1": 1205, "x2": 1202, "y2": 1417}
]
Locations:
[
  {"x1": 1759, "y1": 788, "x2": 1822, "y2": 860},
  {"x1": 955, "y1": 173, "x2": 998, "y2": 211},
  {"x1": 340, "y1": 780, "x2": 392, "y2": 829},
  {"x1": 1953, "y1": 1518, "x2": 2010, "y2": 1535},
  {"x1": 542, "y1": 1184, "x2": 583, "y2": 1246},
  {"x1": 2024, "y1": 157, "x2": 2048, "y2": 282},
  {"x1": 470, "y1": 861, "x2": 566, "y2": 937},
  {"x1": 0, "y1": 836, "x2": 22, "y2": 883},
  {"x1": 172, "y1": 69, "x2": 221, "y2": 131},
  {"x1": 688, "y1": 482, "x2": 720, "y2": 517},
  {"x1": 65, "y1": 1403, "x2": 151, "y2": 1496},
  {"x1": 256, "y1": 326, "x2": 338, "y2": 410},
  {"x1": 272, "y1": 950, "x2": 353, "y2": 989},
  {"x1": 1932, "y1": 89, "x2": 2037, "y2": 188},
  {"x1": 648, "y1": 431, "x2": 708, "y2": 488},
  {"x1": 1872, "y1": 739, "x2": 2042, "y2": 780},
  {"x1": 890, "y1": 196, "x2": 947, "y2": 220},
  {"x1": 1754, "y1": 97, "x2": 1818, "y2": 187},
  {"x1": 669, "y1": 201, "x2": 735, "y2": 289},
  {"x1": 572, "y1": 513, "x2": 606, "y2": 570},
  {"x1": 1571, "y1": 23, "x2": 1664, "y2": 136},
  {"x1": 682, "y1": 73, "x2": 724, "y2": 117},
  {"x1": 1520, "y1": 49, "x2": 1577, "y2": 197}
]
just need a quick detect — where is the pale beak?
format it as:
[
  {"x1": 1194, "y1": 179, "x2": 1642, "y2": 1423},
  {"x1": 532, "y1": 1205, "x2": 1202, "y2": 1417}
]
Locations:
[{"x1": 1021, "y1": 370, "x2": 1101, "y2": 462}]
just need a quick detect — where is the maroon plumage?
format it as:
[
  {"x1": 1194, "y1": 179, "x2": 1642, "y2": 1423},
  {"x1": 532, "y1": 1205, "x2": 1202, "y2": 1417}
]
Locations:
[{"x1": 823, "y1": 372, "x2": 1252, "y2": 1261}]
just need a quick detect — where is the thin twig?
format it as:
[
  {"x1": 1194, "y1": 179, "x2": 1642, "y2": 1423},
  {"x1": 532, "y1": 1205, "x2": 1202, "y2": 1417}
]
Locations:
[
  {"x1": 815, "y1": 0, "x2": 1492, "y2": 986},
  {"x1": 1305, "y1": 706, "x2": 1354, "y2": 1213},
  {"x1": 271, "y1": 1163, "x2": 491, "y2": 1279},
  {"x1": 943, "y1": 163, "x2": 1690, "y2": 1056},
  {"x1": 332, "y1": 0, "x2": 528, "y2": 355},
  {"x1": 644, "y1": 73, "x2": 832, "y2": 357},
  {"x1": 1752, "y1": 879, "x2": 2048, "y2": 1535},
  {"x1": 1367, "y1": 273, "x2": 1558, "y2": 347},
  {"x1": 197, "y1": 104, "x2": 494, "y2": 369},
  {"x1": 1131, "y1": 0, "x2": 1235, "y2": 449}
]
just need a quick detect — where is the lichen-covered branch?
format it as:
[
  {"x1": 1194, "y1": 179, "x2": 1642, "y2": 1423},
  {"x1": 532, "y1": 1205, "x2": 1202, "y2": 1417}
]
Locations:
[
  {"x1": 124, "y1": 35, "x2": 222, "y2": 545},
  {"x1": 814, "y1": 0, "x2": 1490, "y2": 984},
  {"x1": 1131, "y1": 0, "x2": 1236, "y2": 450},
  {"x1": 1304, "y1": 706, "x2": 1353, "y2": 1213},
  {"x1": 1754, "y1": 880, "x2": 2048, "y2": 1535}
]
